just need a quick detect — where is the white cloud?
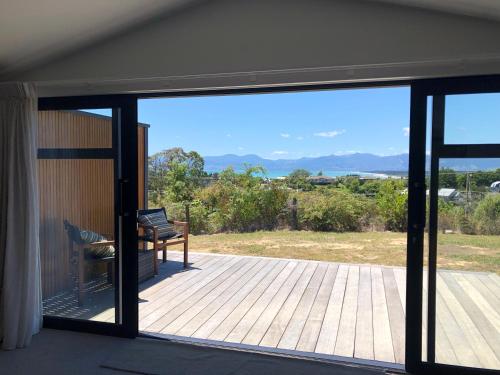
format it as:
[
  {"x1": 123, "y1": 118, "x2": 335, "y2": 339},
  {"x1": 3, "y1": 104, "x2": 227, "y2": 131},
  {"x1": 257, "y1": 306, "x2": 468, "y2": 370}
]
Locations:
[
  {"x1": 280, "y1": 133, "x2": 291, "y2": 138},
  {"x1": 334, "y1": 150, "x2": 358, "y2": 156},
  {"x1": 296, "y1": 136, "x2": 304, "y2": 140},
  {"x1": 403, "y1": 127, "x2": 410, "y2": 137},
  {"x1": 313, "y1": 129, "x2": 346, "y2": 138},
  {"x1": 272, "y1": 150, "x2": 289, "y2": 155},
  {"x1": 237, "y1": 146, "x2": 244, "y2": 151},
  {"x1": 226, "y1": 133, "x2": 232, "y2": 138}
]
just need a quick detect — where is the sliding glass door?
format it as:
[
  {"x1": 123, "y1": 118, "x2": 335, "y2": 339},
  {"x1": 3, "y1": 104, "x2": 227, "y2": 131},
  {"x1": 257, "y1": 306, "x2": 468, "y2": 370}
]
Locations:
[
  {"x1": 38, "y1": 97, "x2": 138, "y2": 337},
  {"x1": 407, "y1": 77, "x2": 500, "y2": 374}
]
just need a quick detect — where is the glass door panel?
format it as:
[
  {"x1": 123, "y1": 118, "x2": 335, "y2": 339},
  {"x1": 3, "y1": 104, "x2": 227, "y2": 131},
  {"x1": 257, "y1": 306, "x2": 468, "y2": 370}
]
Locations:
[
  {"x1": 434, "y1": 160, "x2": 500, "y2": 369},
  {"x1": 425, "y1": 91, "x2": 500, "y2": 371},
  {"x1": 38, "y1": 109, "x2": 119, "y2": 323}
]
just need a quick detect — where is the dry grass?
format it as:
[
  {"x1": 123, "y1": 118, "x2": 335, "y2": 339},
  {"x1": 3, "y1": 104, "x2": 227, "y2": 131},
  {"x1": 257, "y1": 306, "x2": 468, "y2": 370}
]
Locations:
[{"x1": 166, "y1": 230, "x2": 499, "y2": 273}]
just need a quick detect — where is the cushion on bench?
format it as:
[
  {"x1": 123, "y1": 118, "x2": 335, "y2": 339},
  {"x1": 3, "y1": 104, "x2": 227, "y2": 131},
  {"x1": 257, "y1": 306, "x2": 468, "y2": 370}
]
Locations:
[
  {"x1": 64, "y1": 220, "x2": 115, "y2": 259},
  {"x1": 137, "y1": 210, "x2": 179, "y2": 241}
]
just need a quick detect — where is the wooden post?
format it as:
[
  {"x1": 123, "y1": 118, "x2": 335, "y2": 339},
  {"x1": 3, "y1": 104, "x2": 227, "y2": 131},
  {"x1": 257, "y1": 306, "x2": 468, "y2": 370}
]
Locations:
[
  {"x1": 183, "y1": 223, "x2": 189, "y2": 268},
  {"x1": 291, "y1": 197, "x2": 298, "y2": 230},
  {"x1": 153, "y1": 229, "x2": 158, "y2": 275},
  {"x1": 185, "y1": 203, "x2": 190, "y2": 232}
]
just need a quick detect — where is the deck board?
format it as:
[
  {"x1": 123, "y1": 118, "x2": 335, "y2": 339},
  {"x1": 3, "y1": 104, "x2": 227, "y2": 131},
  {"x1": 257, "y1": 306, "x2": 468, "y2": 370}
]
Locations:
[
  {"x1": 371, "y1": 267, "x2": 395, "y2": 363},
  {"x1": 441, "y1": 272, "x2": 500, "y2": 361},
  {"x1": 258, "y1": 262, "x2": 319, "y2": 348},
  {"x1": 240, "y1": 262, "x2": 310, "y2": 345},
  {"x1": 146, "y1": 257, "x2": 247, "y2": 332},
  {"x1": 161, "y1": 257, "x2": 263, "y2": 334},
  {"x1": 382, "y1": 268, "x2": 405, "y2": 364},
  {"x1": 194, "y1": 260, "x2": 286, "y2": 340},
  {"x1": 354, "y1": 266, "x2": 374, "y2": 360},
  {"x1": 436, "y1": 274, "x2": 497, "y2": 368},
  {"x1": 334, "y1": 265, "x2": 360, "y2": 358},
  {"x1": 225, "y1": 261, "x2": 300, "y2": 343},
  {"x1": 278, "y1": 263, "x2": 328, "y2": 350},
  {"x1": 315, "y1": 264, "x2": 349, "y2": 355},
  {"x1": 43, "y1": 251, "x2": 500, "y2": 369},
  {"x1": 296, "y1": 263, "x2": 338, "y2": 352},
  {"x1": 175, "y1": 259, "x2": 278, "y2": 337}
]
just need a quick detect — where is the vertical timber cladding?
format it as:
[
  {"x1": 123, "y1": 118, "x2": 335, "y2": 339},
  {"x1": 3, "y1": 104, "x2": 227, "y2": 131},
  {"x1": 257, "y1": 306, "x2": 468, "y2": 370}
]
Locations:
[{"x1": 37, "y1": 110, "x2": 147, "y2": 298}]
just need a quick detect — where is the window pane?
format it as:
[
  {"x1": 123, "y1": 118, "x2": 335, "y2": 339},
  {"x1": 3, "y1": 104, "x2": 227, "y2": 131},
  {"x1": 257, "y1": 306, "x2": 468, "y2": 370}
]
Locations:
[
  {"x1": 38, "y1": 109, "x2": 117, "y2": 322},
  {"x1": 444, "y1": 93, "x2": 500, "y2": 144},
  {"x1": 434, "y1": 160, "x2": 500, "y2": 369}
]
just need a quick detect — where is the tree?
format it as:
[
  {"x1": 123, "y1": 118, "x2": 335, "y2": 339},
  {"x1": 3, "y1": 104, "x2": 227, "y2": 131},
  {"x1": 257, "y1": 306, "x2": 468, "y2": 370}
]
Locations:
[
  {"x1": 376, "y1": 180, "x2": 408, "y2": 231},
  {"x1": 148, "y1": 147, "x2": 205, "y2": 204},
  {"x1": 473, "y1": 194, "x2": 500, "y2": 235},
  {"x1": 287, "y1": 169, "x2": 312, "y2": 190},
  {"x1": 439, "y1": 168, "x2": 458, "y2": 189}
]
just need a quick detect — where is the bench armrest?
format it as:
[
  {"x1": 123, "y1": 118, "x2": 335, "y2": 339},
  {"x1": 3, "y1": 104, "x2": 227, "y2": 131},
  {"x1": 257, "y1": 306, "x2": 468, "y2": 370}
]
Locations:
[
  {"x1": 138, "y1": 222, "x2": 159, "y2": 240},
  {"x1": 86, "y1": 240, "x2": 115, "y2": 248},
  {"x1": 168, "y1": 220, "x2": 189, "y2": 236}
]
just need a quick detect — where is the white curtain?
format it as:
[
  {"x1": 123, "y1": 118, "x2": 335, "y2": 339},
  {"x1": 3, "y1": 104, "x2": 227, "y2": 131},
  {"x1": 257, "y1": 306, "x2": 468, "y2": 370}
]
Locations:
[{"x1": 0, "y1": 82, "x2": 42, "y2": 349}]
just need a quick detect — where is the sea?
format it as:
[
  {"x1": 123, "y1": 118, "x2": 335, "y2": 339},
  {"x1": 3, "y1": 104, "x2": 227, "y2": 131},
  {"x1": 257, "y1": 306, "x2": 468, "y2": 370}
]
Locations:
[{"x1": 205, "y1": 169, "x2": 395, "y2": 179}]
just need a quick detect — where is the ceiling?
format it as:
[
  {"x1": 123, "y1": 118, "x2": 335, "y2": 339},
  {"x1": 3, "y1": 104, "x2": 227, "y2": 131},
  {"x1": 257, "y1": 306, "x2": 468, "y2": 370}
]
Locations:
[
  {"x1": 0, "y1": 0, "x2": 196, "y2": 76},
  {"x1": 372, "y1": 0, "x2": 500, "y2": 21},
  {"x1": 1, "y1": 0, "x2": 500, "y2": 77}
]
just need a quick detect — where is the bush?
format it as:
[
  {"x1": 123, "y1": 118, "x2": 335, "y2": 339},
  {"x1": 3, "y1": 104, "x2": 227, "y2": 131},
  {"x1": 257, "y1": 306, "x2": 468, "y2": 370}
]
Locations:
[
  {"x1": 297, "y1": 190, "x2": 368, "y2": 232},
  {"x1": 196, "y1": 167, "x2": 289, "y2": 233},
  {"x1": 376, "y1": 180, "x2": 408, "y2": 232},
  {"x1": 473, "y1": 194, "x2": 500, "y2": 235}
]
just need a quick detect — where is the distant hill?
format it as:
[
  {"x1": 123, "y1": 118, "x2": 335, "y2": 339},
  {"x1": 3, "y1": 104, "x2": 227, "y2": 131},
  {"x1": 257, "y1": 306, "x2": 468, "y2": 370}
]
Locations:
[{"x1": 203, "y1": 153, "x2": 500, "y2": 173}]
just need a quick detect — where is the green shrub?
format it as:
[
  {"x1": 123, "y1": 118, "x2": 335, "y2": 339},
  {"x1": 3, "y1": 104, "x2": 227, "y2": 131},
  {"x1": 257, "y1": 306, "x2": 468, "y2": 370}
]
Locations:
[
  {"x1": 297, "y1": 190, "x2": 367, "y2": 232},
  {"x1": 196, "y1": 167, "x2": 289, "y2": 233},
  {"x1": 376, "y1": 180, "x2": 408, "y2": 232},
  {"x1": 473, "y1": 194, "x2": 500, "y2": 235}
]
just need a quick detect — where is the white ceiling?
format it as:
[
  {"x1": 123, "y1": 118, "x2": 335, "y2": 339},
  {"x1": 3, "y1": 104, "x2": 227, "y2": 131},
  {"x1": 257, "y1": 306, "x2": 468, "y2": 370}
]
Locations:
[
  {"x1": 1, "y1": 0, "x2": 500, "y2": 77},
  {"x1": 0, "y1": 0, "x2": 196, "y2": 76},
  {"x1": 372, "y1": 0, "x2": 500, "y2": 21}
]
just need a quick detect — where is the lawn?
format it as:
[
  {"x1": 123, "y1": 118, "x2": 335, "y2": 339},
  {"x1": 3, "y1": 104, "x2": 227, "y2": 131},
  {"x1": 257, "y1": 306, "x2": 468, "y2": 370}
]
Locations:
[{"x1": 170, "y1": 230, "x2": 500, "y2": 274}]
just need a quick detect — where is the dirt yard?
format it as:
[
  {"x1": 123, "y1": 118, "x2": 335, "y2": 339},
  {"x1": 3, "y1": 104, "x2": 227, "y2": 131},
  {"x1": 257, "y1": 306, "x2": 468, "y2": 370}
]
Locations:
[{"x1": 167, "y1": 230, "x2": 500, "y2": 273}]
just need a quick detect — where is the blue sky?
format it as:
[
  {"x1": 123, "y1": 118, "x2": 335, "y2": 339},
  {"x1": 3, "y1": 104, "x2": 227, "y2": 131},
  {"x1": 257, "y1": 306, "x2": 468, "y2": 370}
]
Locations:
[
  {"x1": 137, "y1": 87, "x2": 412, "y2": 159},
  {"x1": 86, "y1": 88, "x2": 500, "y2": 159},
  {"x1": 444, "y1": 93, "x2": 500, "y2": 145}
]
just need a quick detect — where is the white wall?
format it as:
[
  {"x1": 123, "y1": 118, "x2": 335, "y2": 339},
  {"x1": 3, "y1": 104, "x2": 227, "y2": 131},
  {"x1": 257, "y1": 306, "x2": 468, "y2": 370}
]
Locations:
[{"x1": 6, "y1": 0, "x2": 500, "y2": 96}]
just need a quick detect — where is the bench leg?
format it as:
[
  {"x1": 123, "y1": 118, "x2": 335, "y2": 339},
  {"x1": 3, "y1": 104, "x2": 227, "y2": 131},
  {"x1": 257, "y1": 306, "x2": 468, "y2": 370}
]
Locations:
[
  {"x1": 78, "y1": 249, "x2": 85, "y2": 306},
  {"x1": 162, "y1": 240, "x2": 167, "y2": 263},
  {"x1": 153, "y1": 241, "x2": 158, "y2": 275},
  {"x1": 106, "y1": 262, "x2": 113, "y2": 284},
  {"x1": 183, "y1": 239, "x2": 188, "y2": 268}
]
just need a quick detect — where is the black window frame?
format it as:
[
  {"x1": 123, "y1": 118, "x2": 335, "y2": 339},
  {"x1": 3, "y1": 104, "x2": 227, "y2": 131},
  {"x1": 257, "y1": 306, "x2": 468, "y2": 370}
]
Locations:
[
  {"x1": 406, "y1": 75, "x2": 500, "y2": 375},
  {"x1": 38, "y1": 95, "x2": 139, "y2": 338},
  {"x1": 38, "y1": 74, "x2": 500, "y2": 374}
]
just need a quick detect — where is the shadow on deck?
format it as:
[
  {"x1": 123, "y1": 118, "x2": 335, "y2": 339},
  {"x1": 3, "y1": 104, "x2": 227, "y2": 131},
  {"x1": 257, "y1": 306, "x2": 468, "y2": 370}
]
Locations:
[{"x1": 43, "y1": 251, "x2": 500, "y2": 370}]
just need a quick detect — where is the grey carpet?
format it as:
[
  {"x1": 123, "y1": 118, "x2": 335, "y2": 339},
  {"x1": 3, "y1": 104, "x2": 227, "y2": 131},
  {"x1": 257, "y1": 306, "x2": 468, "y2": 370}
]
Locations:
[{"x1": 101, "y1": 338, "x2": 386, "y2": 375}]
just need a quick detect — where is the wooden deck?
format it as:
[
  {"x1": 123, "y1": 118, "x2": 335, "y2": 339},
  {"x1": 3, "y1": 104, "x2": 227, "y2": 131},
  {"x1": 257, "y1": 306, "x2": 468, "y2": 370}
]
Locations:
[{"x1": 43, "y1": 251, "x2": 500, "y2": 369}]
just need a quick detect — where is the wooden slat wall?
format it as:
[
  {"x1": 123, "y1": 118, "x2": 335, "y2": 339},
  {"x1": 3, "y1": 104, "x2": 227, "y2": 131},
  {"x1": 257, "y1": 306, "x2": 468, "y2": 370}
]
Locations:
[
  {"x1": 38, "y1": 111, "x2": 147, "y2": 298},
  {"x1": 38, "y1": 110, "x2": 112, "y2": 149},
  {"x1": 39, "y1": 159, "x2": 114, "y2": 296}
]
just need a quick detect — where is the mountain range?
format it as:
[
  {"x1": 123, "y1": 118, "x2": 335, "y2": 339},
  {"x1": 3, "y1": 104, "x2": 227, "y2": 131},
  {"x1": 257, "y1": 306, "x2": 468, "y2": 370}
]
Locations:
[{"x1": 203, "y1": 153, "x2": 500, "y2": 173}]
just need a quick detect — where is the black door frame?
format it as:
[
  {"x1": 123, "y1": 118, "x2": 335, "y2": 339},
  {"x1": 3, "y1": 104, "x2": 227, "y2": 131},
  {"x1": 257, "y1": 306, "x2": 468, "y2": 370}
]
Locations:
[
  {"x1": 406, "y1": 75, "x2": 500, "y2": 375},
  {"x1": 38, "y1": 74, "x2": 500, "y2": 373},
  {"x1": 38, "y1": 96, "x2": 138, "y2": 338}
]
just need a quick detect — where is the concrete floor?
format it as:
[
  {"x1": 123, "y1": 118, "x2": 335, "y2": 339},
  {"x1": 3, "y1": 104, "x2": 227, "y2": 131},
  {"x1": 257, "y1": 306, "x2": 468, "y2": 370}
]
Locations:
[{"x1": 0, "y1": 329, "x2": 391, "y2": 375}]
